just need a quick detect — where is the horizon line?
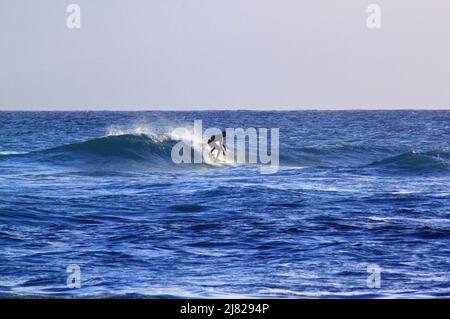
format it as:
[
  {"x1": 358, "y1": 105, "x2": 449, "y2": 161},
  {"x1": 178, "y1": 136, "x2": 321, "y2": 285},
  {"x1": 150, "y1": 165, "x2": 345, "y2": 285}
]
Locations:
[{"x1": 1, "y1": 108, "x2": 450, "y2": 112}]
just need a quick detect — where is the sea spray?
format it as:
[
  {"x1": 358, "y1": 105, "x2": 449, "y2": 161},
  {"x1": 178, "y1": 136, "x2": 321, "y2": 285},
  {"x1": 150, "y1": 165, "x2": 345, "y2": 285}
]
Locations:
[{"x1": 170, "y1": 120, "x2": 280, "y2": 174}]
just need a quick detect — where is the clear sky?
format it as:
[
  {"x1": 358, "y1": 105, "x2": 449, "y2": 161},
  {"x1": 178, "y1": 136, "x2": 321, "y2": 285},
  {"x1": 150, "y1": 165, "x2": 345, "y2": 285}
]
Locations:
[{"x1": 1, "y1": 0, "x2": 449, "y2": 110}]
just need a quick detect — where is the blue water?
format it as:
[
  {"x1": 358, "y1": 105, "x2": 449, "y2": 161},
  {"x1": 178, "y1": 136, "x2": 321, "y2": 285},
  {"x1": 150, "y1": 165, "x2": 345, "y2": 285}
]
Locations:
[{"x1": 0, "y1": 111, "x2": 449, "y2": 298}]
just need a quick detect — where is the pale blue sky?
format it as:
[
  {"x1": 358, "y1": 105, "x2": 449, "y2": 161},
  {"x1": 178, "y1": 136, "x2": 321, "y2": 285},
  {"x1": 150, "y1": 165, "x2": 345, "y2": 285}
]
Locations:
[{"x1": 1, "y1": 0, "x2": 449, "y2": 110}]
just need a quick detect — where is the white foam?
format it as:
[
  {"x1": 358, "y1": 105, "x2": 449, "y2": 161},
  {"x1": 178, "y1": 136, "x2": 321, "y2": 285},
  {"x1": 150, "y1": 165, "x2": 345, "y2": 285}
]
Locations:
[
  {"x1": 0, "y1": 151, "x2": 27, "y2": 155},
  {"x1": 389, "y1": 190, "x2": 419, "y2": 195},
  {"x1": 106, "y1": 124, "x2": 165, "y2": 141}
]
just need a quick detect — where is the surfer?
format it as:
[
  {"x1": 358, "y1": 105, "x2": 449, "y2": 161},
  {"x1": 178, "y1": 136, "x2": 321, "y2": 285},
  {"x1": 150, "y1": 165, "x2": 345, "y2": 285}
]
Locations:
[{"x1": 207, "y1": 131, "x2": 227, "y2": 159}]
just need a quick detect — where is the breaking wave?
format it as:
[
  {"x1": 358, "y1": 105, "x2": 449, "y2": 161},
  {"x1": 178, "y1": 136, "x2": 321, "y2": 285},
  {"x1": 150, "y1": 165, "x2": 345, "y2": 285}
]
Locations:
[
  {"x1": 0, "y1": 133, "x2": 232, "y2": 171},
  {"x1": 1, "y1": 131, "x2": 449, "y2": 175}
]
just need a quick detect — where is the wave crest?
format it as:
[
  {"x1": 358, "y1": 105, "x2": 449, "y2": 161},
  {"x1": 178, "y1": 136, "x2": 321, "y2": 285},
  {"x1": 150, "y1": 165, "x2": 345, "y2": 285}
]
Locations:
[
  {"x1": 1, "y1": 134, "x2": 216, "y2": 171},
  {"x1": 53, "y1": 134, "x2": 176, "y2": 161},
  {"x1": 369, "y1": 151, "x2": 450, "y2": 173}
]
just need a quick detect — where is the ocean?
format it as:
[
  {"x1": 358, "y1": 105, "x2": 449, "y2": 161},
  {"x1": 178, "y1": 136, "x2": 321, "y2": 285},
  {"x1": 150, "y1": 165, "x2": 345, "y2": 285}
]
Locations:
[{"x1": 0, "y1": 110, "x2": 449, "y2": 298}]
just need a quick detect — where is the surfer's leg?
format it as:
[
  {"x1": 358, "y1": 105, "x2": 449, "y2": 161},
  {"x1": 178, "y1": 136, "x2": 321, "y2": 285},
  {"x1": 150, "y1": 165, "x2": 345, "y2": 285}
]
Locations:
[{"x1": 215, "y1": 145, "x2": 221, "y2": 160}]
